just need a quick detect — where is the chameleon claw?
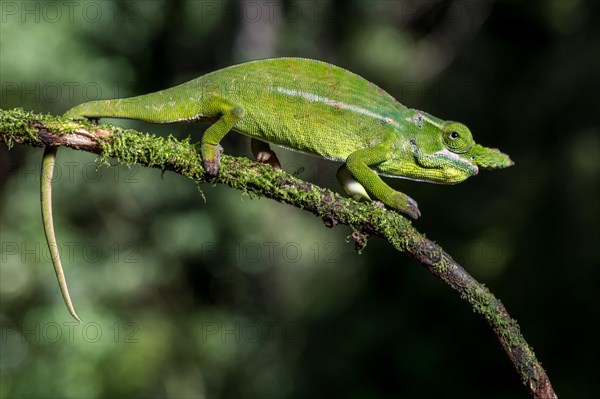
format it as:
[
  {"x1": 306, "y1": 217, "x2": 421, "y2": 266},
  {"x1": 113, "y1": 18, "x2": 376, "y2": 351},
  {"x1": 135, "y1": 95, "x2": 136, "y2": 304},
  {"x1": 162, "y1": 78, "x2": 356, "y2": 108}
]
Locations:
[
  {"x1": 405, "y1": 197, "x2": 421, "y2": 219},
  {"x1": 382, "y1": 190, "x2": 421, "y2": 219}
]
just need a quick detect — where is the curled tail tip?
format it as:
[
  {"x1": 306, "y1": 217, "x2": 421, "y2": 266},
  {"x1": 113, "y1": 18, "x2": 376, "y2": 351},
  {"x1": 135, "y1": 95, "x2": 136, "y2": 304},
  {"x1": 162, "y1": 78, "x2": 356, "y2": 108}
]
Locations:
[
  {"x1": 60, "y1": 283, "x2": 83, "y2": 322},
  {"x1": 60, "y1": 284, "x2": 83, "y2": 322},
  {"x1": 64, "y1": 296, "x2": 82, "y2": 322},
  {"x1": 70, "y1": 310, "x2": 83, "y2": 323},
  {"x1": 58, "y1": 275, "x2": 82, "y2": 322}
]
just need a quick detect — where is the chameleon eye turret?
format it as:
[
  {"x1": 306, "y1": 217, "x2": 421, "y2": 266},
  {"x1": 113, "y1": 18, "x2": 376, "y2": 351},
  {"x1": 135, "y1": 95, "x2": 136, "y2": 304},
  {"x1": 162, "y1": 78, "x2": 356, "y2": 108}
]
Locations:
[{"x1": 443, "y1": 122, "x2": 473, "y2": 154}]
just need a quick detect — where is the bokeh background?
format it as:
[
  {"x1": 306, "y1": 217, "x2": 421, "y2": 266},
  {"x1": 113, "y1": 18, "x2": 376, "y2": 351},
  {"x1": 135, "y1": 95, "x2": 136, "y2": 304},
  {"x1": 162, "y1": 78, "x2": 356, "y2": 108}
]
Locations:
[{"x1": 1, "y1": 0, "x2": 599, "y2": 398}]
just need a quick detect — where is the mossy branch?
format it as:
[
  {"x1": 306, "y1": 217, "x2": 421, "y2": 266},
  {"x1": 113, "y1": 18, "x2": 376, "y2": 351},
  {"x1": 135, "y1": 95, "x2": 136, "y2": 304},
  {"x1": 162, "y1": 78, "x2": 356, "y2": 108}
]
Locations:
[{"x1": 0, "y1": 108, "x2": 557, "y2": 399}]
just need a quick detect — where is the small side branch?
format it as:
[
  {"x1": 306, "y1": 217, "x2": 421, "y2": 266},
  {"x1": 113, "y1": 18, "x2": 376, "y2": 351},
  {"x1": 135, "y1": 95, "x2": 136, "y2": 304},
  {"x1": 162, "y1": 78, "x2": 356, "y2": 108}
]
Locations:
[{"x1": 0, "y1": 108, "x2": 557, "y2": 399}]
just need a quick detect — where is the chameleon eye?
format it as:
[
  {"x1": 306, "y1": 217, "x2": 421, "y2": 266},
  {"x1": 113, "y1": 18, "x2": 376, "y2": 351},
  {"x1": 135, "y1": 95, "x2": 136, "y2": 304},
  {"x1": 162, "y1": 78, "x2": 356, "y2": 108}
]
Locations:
[{"x1": 443, "y1": 123, "x2": 473, "y2": 154}]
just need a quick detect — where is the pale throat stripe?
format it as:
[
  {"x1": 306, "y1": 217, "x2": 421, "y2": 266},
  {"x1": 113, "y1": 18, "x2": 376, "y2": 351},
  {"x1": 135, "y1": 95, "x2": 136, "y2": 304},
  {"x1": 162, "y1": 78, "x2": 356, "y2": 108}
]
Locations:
[{"x1": 274, "y1": 87, "x2": 399, "y2": 126}]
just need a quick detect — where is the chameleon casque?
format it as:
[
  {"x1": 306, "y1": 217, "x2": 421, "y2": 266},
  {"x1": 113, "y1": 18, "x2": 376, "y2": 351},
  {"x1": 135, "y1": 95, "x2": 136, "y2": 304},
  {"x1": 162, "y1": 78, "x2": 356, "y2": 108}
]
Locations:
[{"x1": 42, "y1": 57, "x2": 513, "y2": 320}]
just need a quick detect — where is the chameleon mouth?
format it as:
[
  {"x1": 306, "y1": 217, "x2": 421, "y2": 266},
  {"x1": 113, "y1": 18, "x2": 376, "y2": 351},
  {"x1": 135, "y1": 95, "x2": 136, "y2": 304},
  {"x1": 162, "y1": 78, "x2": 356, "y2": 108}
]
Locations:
[
  {"x1": 466, "y1": 161, "x2": 479, "y2": 176},
  {"x1": 433, "y1": 149, "x2": 479, "y2": 177},
  {"x1": 456, "y1": 159, "x2": 479, "y2": 180}
]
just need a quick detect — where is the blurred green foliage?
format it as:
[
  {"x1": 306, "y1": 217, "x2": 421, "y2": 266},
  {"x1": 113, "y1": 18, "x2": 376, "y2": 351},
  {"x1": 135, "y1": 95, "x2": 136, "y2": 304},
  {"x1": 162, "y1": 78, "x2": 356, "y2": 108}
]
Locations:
[{"x1": 1, "y1": 0, "x2": 599, "y2": 398}]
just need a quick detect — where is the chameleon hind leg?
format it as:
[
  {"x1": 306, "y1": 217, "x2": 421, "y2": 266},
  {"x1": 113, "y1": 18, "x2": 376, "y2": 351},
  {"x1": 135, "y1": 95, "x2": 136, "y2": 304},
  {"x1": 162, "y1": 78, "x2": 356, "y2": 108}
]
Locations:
[
  {"x1": 251, "y1": 138, "x2": 282, "y2": 170},
  {"x1": 41, "y1": 147, "x2": 82, "y2": 321},
  {"x1": 343, "y1": 142, "x2": 421, "y2": 219},
  {"x1": 200, "y1": 98, "x2": 245, "y2": 175}
]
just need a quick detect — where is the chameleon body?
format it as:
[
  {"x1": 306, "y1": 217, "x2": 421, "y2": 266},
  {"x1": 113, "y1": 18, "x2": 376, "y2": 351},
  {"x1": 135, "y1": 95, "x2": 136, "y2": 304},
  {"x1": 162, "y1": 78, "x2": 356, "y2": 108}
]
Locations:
[{"x1": 45, "y1": 57, "x2": 513, "y2": 320}]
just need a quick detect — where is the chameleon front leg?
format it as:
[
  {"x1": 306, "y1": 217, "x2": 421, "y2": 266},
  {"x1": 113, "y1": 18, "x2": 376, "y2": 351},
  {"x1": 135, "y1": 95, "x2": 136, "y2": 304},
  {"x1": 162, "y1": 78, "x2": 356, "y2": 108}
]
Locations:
[
  {"x1": 200, "y1": 98, "x2": 245, "y2": 175},
  {"x1": 40, "y1": 147, "x2": 82, "y2": 322},
  {"x1": 251, "y1": 138, "x2": 282, "y2": 170},
  {"x1": 344, "y1": 142, "x2": 421, "y2": 219}
]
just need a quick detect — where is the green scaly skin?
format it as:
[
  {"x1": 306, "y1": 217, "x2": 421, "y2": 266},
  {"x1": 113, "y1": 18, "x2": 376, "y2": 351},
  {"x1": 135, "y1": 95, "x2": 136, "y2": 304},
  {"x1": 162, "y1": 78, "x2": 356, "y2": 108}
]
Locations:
[{"x1": 44, "y1": 57, "x2": 513, "y2": 320}]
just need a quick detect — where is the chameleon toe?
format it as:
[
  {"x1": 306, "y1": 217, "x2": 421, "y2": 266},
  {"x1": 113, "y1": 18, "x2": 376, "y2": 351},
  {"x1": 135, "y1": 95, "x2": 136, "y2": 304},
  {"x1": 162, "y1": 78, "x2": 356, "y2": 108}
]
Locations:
[{"x1": 405, "y1": 198, "x2": 421, "y2": 219}]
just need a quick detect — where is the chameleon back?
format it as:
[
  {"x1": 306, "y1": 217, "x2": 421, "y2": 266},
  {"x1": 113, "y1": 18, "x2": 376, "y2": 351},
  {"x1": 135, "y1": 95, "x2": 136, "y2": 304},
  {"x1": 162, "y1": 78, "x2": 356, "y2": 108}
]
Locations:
[{"x1": 182, "y1": 58, "x2": 411, "y2": 160}]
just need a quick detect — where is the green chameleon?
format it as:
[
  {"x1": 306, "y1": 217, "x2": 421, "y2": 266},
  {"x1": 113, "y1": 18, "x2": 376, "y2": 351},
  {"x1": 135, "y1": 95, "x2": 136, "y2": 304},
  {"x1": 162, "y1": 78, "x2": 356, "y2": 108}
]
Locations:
[{"x1": 42, "y1": 57, "x2": 513, "y2": 320}]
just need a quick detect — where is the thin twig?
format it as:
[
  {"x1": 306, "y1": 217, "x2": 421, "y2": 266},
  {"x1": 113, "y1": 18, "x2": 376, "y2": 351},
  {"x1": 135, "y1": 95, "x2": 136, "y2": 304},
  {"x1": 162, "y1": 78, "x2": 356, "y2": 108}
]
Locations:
[{"x1": 0, "y1": 108, "x2": 557, "y2": 399}]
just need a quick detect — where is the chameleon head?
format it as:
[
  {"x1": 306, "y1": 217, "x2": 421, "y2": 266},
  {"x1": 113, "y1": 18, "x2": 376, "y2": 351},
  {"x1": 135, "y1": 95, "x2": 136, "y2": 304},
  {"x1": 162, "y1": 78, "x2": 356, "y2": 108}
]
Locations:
[
  {"x1": 433, "y1": 121, "x2": 514, "y2": 183},
  {"x1": 423, "y1": 121, "x2": 481, "y2": 183},
  {"x1": 377, "y1": 118, "x2": 513, "y2": 184}
]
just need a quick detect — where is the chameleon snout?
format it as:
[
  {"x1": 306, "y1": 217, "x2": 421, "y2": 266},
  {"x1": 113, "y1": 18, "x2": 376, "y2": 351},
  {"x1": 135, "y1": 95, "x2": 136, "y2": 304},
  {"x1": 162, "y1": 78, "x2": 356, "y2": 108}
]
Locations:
[{"x1": 469, "y1": 144, "x2": 513, "y2": 170}]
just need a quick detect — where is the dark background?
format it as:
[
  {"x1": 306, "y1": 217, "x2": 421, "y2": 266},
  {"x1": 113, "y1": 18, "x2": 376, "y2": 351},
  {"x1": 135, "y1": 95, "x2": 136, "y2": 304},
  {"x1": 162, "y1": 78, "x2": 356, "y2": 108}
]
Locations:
[{"x1": 1, "y1": 1, "x2": 599, "y2": 398}]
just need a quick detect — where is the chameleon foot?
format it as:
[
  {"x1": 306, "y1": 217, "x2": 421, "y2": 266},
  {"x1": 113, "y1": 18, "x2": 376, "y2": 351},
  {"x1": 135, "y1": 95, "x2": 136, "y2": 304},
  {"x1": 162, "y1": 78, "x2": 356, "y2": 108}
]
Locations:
[
  {"x1": 201, "y1": 144, "x2": 223, "y2": 175},
  {"x1": 383, "y1": 191, "x2": 421, "y2": 219},
  {"x1": 255, "y1": 149, "x2": 282, "y2": 170},
  {"x1": 251, "y1": 138, "x2": 282, "y2": 170},
  {"x1": 404, "y1": 197, "x2": 421, "y2": 219}
]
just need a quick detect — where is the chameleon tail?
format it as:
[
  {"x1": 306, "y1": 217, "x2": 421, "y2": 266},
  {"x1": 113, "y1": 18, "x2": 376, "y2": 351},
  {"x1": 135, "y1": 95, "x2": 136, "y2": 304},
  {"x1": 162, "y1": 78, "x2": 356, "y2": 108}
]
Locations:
[
  {"x1": 63, "y1": 98, "x2": 151, "y2": 121},
  {"x1": 63, "y1": 88, "x2": 196, "y2": 123},
  {"x1": 41, "y1": 147, "x2": 82, "y2": 322}
]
